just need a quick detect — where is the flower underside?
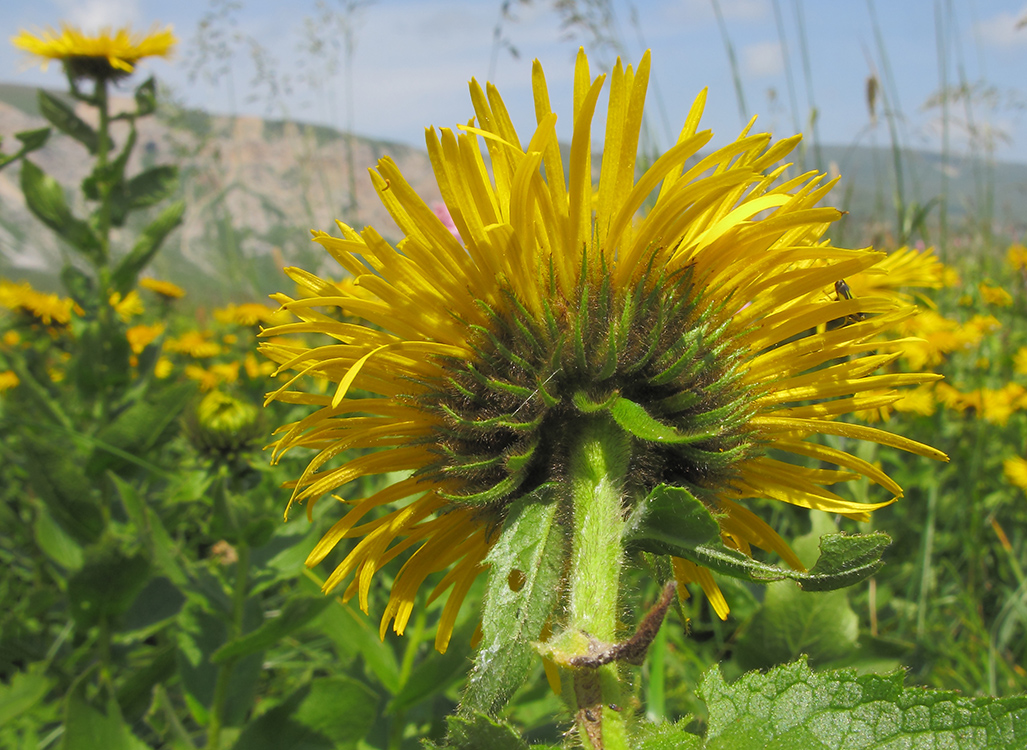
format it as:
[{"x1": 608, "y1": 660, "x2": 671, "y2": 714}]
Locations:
[
  {"x1": 260, "y1": 49, "x2": 948, "y2": 653},
  {"x1": 420, "y1": 256, "x2": 757, "y2": 516}
]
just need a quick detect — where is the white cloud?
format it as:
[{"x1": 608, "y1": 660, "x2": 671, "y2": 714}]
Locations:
[
  {"x1": 54, "y1": 0, "x2": 140, "y2": 31},
  {"x1": 742, "y1": 40, "x2": 783, "y2": 78},
  {"x1": 974, "y1": 5, "x2": 1027, "y2": 49}
]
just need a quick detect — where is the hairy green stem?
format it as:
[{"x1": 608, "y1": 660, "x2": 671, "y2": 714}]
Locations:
[{"x1": 566, "y1": 416, "x2": 631, "y2": 750}]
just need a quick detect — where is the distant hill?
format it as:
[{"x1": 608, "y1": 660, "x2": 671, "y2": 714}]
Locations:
[{"x1": 2, "y1": 81, "x2": 1024, "y2": 303}]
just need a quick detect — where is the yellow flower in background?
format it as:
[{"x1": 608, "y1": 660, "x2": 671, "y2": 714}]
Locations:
[
  {"x1": 244, "y1": 352, "x2": 275, "y2": 380},
  {"x1": 0, "y1": 280, "x2": 77, "y2": 326},
  {"x1": 262, "y1": 50, "x2": 946, "y2": 651},
  {"x1": 1014, "y1": 347, "x2": 1027, "y2": 377},
  {"x1": 0, "y1": 370, "x2": 19, "y2": 393},
  {"x1": 895, "y1": 310, "x2": 967, "y2": 370},
  {"x1": 893, "y1": 384, "x2": 937, "y2": 417},
  {"x1": 978, "y1": 281, "x2": 1013, "y2": 307},
  {"x1": 1008, "y1": 243, "x2": 1027, "y2": 273},
  {"x1": 961, "y1": 384, "x2": 1027, "y2": 426},
  {"x1": 126, "y1": 323, "x2": 165, "y2": 354},
  {"x1": 1004, "y1": 457, "x2": 1027, "y2": 493},
  {"x1": 845, "y1": 246, "x2": 953, "y2": 307},
  {"x1": 11, "y1": 23, "x2": 176, "y2": 79},
  {"x1": 165, "y1": 330, "x2": 221, "y2": 358},
  {"x1": 154, "y1": 357, "x2": 174, "y2": 379},
  {"x1": 139, "y1": 277, "x2": 186, "y2": 300},
  {"x1": 214, "y1": 303, "x2": 279, "y2": 327},
  {"x1": 110, "y1": 290, "x2": 144, "y2": 321},
  {"x1": 185, "y1": 362, "x2": 240, "y2": 391},
  {"x1": 963, "y1": 314, "x2": 1002, "y2": 339},
  {"x1": 934, "y1": 381, "x2": 965, "y2": 411}
]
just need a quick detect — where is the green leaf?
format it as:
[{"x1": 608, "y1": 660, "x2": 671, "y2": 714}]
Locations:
[
  {"x1": 700, "y1": 658, "x2": 1027, "y2": 749},
  {"x1": 67, "y1": 548, "x2": 152, "y2": 630},
  {"x1": 38, "y1": 90, "x2": 100, "y2": 154},
  {"x1": 609, "y1": 396, "x2": 715, "y2": 444},
  {"x1": 211, "y1": 595, "x2": 333, "y2": 664},
  {"x1": 121, "y1": 576, "x2": 186, "y2": 638},
  {"x1": 734, "y1": 581, "x2": 858, "y2": 670},
  {"x1": 231, "y1": 677, "x2": 379, "y2": 750},
  {"x1": 389, "y1": 617, "x2": 475, "y2": 713},
  {"x1": 463, "y1": 484, "x2": 565, "y2": 716},
  {"x1": 62, "y1": 698, "x2": 148, "y2": 750},
  {"x1": 70, "y1": 319, "x2": 132, "y2": 398},
  {"x1": 134, "y1": 77, "x2": 157, "y2": 116},
  {"x1": 123, "y1": 166, "x2": 178, "y2": 210},
  {"x1": 88, "y1": 381, "x2": 195, "y2": 476},
  {"x1": 634, "y1": 721, "x2": 703, "y2": 750},
  {"x1": 115, "y1": 643, "x2": 176, "y2": 722},
  {"x1": 110, "y1": 200, "x2": 184, "y2": 295},
  {"x1": 623, "y1": 485, "x2": 889, "y2": 591},
  {"x1": 33, "y1": 502, "x2": 84, "y2": 570},
  {"x1": 316, "y1": 599, "x2": 401, "y2": 694},
  {"x1": 434, "y1": 711, "x2": 529, "y2": 750},
  {"x1": 21, "y1": 432, "x2": 103, "y2": 545},
  {"x1": 15, "y1": 127, "x2": 51, "y2": 153},
  {"x1": 293, "y1": 677, "x2": 380, "y2": 743},
  {"x1": 20, "y1": 159, "x2": 104, "y2": 263},
  {"x1": 0, "y1": 666, "x2": 52, "y2": 726},
  {"x1": 60, "y1": 265, "x2": 95, "y2": 310},
  {"x1": 176, "y1": 600, "x2": 263, "y2": 727},
  {"x1": 110, "y1": 473, "x2": 188, "y2": 585}
]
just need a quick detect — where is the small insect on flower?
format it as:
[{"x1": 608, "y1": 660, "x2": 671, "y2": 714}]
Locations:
[{"x1": 832, "y1": 278, "x2": 868, "y2": 327}]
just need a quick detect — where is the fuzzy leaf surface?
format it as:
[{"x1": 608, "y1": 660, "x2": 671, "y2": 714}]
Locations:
[
  {"x1": 700, "y1": 658, "x2": 1027, "y2": 749},
  {"x1": 623, "y1": 484, "x2": 888, "y2": 591},
  {"x1": 37, "y1": 90, "x2": 99, "y2": 153},
  {"x1": 463, "y1": 484, "x2": 565, "y2": 716},
  {"x1": 20, "y1": 159, "x2": 103, "y2": 263}
]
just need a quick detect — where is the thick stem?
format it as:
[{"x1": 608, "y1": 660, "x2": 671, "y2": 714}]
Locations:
[{"x1": 565, "y1": 416, "x2": 631, "y2": 750}]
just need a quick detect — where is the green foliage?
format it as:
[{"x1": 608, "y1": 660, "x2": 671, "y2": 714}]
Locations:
[
  {"x1": 625, "y1": 484, "x2": 888, "y2": 591},
  {"x1": 464, "y1": 486, "x2": 565, "y2": 716},
  {"x1": 3, "y1": 18, "x2": 1027, "y2": 750},
  {"x1": 700, "y1": 658, "x2": 1027, "y2": 749},
  {"x1": 0, "y1": 127, "x2": 50, "y2": 170},
  {"x1": 37, "y1": 89, "x2": 101, "y2": 154},
  {"x1": 20, "y1": 159, "x2": 103, "y2": 263}
]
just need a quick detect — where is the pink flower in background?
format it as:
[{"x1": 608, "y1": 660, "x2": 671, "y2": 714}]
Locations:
[{"x1": 432, "y1": 201, "x2": 462, "y2": 243}]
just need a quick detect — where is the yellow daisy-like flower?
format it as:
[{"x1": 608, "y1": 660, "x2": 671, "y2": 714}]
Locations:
[
  {"x1": 978, "y1": 281, "x2": 1013, "y2": 307},
  {"x1": 1, "y1": 281, "x2": 77, "y2": 326},
  {"x1": 165, "y1": 330, "x2": 221, "y2": 358},
  {"x1": 262, "y1": 51, "x2": 946, "y2": 652},
  {"x1": 11, "y1": 23, "x2": 176, "y2": 80},
  {"x1": 139, "y1": 277, "x2": 186, "y2": 300},
  {"x1": 1008, "y1": 243, "x2": 1027, "y2": 273},
  {"x1": 1005, "y1": 456, "x2": 1027, "y2": 493},
  {"x1": 0, "y1": 370, "x2": 20, "y2": 393},
  {"x1": 1014, "y1": 346, "x2": 1027, "y2": 377},
  {"x1": 126, "y1": 323, "x2": 165, "y2": 354},
  {"x1": 214, "y1": 303, "x2": 280, "y2": 327},
  {"x1": 845, "y1": 246, "x2": 952, "y2": 307},
  {"x1": 110, "y1": 290, "x2": 144, "y2": 321},
  {"x1": 185, "y1": 362, "x2": 240, "y2": 391}
]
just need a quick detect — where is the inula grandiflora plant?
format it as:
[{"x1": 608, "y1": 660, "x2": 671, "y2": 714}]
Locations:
[{"x1": 262, "y1": 50, "x2": 949, "y2": 748}]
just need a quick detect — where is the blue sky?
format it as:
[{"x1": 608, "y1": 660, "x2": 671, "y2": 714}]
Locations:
[{"x1": 4, "y1": 0, "x2": 1027, "y2": 164}]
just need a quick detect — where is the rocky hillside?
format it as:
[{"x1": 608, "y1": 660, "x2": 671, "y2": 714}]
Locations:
[{"x1": 0, "y1": 82, "x2": 443, "y2": 302}]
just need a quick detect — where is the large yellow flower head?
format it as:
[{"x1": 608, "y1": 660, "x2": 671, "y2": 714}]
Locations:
[
  {"x1": 11, "y1": 23, "x2": 176, "y2": 81},
  {"x1": 262, "y1": 50, "x2": 946, "y2": 653}
]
